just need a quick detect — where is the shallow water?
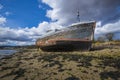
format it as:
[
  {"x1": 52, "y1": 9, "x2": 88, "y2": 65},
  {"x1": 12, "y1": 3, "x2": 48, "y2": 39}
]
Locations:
[{"x1": 0, "y1": 50, "x2": 17, "y2": 59}]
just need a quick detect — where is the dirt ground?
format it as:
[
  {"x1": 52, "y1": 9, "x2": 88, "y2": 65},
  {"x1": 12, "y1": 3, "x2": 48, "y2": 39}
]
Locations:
[{"x1": 0, "y1": 41, "x2": 120, "y2": 80}]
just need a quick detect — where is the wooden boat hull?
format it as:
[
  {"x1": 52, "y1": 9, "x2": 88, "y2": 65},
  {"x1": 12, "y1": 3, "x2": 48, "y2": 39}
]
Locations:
[
  {"x1": 36, "y1": 21, "x2": 96, "y2": 51},
  {"x1": 39, "y1": 39, "x2": 92, "y2": 51}
]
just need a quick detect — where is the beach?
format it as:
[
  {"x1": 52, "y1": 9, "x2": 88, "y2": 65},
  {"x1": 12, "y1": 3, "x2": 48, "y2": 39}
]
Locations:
[{"x1": 0, "y1": 41, "x2": 120, "y2": 80}]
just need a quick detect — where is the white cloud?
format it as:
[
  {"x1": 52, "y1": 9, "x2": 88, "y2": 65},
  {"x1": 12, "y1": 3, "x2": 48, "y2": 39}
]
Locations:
[
  {"x1": 95, "y1": 19, "x2": 120, "y2": 38},
  {"x1": 0, "y1": 26, "x2": 36, "y2": 45},
  {"x1": 0, "y1": 4, "x2": 3, "y2": 10},
  {"x1": 0, "y1": 21, "x2": 63, "y2": 46},
  {"x1": 96, "y1": 21, "x2": 102, "y2": 27},
  {"x1": 95, "y1": 20, "x2": 120, "y2": 34},
  {"x1": 42, "y1": 0, "x2": 120, "y2": 26},
  {"x1": 0, "y1": 17, "x2": 6, "y2": 25},
  {"x1": 0, "y1": 40, "x2": 34, "y2": 46},
  {"x1": 38, "y1": 5, "x2": 42, "y2": 9},
  {"x1": 0, "y1": 42, "x2": 7, "y2": 46},
  {"x1": 5, "y1": 12, "x2": 11, "y2": 16}
]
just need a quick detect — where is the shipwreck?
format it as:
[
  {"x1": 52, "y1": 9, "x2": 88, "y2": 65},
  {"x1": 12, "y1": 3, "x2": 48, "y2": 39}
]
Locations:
[{"x1": 36, "y1": 21, "x2": 96, "y2": 51}]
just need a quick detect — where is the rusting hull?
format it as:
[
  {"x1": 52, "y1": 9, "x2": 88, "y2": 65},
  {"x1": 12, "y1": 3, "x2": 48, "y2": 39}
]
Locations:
[
  {"x1": 39, "y1": 40, "x2": 92, "y2": 51},
  {"x1": 36, "y1": 21, "x2": 96, "y2": 51}
]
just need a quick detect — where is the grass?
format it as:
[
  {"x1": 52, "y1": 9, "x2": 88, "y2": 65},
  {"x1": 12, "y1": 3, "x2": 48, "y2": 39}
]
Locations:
[{"x1": 0, "y1": 41, "x2": 120, "y2": 80}]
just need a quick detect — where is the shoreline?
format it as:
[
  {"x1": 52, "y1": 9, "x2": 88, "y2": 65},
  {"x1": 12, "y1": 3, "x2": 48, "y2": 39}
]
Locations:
[{"x1": 0, "y1": 50, "x2": 19, "y2": 59}]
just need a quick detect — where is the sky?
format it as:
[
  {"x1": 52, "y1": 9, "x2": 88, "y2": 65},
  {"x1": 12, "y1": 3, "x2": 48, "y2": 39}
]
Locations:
[{"x1": 0, "y1": 0, "x2": 120, "y2": 46}]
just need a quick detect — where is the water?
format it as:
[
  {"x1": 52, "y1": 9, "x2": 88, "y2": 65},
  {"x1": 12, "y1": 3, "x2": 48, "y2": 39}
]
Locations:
[{"x1": 0, "y1": 50, "x2": 17, "y2": 59}]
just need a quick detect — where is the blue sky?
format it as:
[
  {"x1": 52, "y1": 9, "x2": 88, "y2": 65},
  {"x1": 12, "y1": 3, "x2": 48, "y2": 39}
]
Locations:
[
  {"x1": 0, "y1": 0, "x2": 120, "y2": 46},
  {"x1": 0, "y1": 0, "x2": 51, "y2": 28}
]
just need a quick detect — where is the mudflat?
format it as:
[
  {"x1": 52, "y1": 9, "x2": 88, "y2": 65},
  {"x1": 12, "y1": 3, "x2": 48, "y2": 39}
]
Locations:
[{"x1": 0, "y1": 41, "x2": 120, "y2": 80}]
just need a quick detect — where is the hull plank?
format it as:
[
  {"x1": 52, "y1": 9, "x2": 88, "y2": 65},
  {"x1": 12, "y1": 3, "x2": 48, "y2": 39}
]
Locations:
[{"x1": 40, "y1": 40, "x2": 92, "y2": 51}]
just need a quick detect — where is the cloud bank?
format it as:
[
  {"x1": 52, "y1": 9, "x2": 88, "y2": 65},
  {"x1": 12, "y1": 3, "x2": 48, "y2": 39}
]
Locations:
[
  {"x1": 95, "y1": 19, "x2": 120, "y2": 38},
  {"x1": 42, "y1": 0, "x2": 120, "y2": 25},
  {"x1": 0, "y1": 21, "x2": 62, "y2": 45}
]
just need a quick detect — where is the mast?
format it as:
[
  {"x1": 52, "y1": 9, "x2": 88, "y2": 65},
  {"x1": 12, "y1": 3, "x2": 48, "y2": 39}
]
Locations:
[{"x1": 77, "y1": 10, "x2": 80, "y2": 22}]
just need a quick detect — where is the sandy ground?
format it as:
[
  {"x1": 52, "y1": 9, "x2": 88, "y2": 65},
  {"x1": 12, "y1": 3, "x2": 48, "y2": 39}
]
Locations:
[{"x1": 0, "y1": 42, "x2": 120, "y2": 80}]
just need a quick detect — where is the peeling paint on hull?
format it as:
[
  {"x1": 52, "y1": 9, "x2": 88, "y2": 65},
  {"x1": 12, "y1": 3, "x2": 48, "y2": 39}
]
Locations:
[{"x1": 36, "y1": 21, "x2": 96, "y2": 51}]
